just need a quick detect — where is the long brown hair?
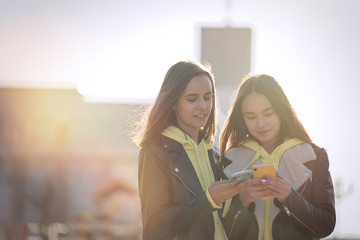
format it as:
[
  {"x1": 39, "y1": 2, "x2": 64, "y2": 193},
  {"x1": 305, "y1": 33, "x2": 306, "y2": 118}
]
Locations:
[
  {"x1": 220, "y1": 74, "x2": 312, "y2": 157},
  {"x1": 133, "y1": 60, "x2": 216, "y2": 147}
]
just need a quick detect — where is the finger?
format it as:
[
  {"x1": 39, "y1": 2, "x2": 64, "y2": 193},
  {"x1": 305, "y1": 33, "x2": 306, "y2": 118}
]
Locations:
[
  {"x1": 214, "y1": 179, "x2": 244, "y2": 199},
  {"x1": 250, "y1": 178, "x2": 264, "y2": 185},
  {"x1": 234, "y1": 179, "x2": 250, "y2": 192},
  {"x1": 273, "y1": 174, "x2": 289, "y2": 184},
  {"x1": 223, "y1": 179, "x2": 248, "y2": 197},
  {"x1": 213, "y1": 179, "x2": 230, "y2": 187},
  {"x1": 265, "y1": 176, "x2": 290, "y2": 188},
  {"x1": 226, "y1": 177, "x2": 243, "y2": 188},
  {"x1": 248, "y1": 189, "x2": 270, "y2": 201},
  {"x1": 265, "y1": 179, "x2": 288, "y2": 192},
  {"x1": 248, "y1": 184, "x2": 268, "y2": 194},
  {"x1": 271, "y1": 179, "x2": 291, "y2": 192},
  {"x1": 265, "y1": 182, "x2": 291, "y2": 199}
]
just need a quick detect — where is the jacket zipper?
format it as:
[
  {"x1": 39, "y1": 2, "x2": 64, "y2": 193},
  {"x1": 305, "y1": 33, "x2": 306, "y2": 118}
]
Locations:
[
  {"x1": 229, "y1": 210, "x2": 241, "y2": 237},
  {"x1": 172, "y1": 172, "x2": 197, "y2": 196},
  {"x1": 282, "y1": 205, "x2": 315, "y2": 234}
]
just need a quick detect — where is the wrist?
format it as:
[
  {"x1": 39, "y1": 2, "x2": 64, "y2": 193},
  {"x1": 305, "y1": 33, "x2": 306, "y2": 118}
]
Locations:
[
  {"x1": 206, "y1": 189, "x2": 222, "y2": 208},
  {"x1": 238, "y1": 194, "x2": 250, "y2": 211}
]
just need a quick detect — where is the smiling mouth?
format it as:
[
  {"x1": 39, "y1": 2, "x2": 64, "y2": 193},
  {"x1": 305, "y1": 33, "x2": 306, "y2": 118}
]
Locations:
[{"x1": 257, "y1": 130, "x2": 270, "y2": 134}]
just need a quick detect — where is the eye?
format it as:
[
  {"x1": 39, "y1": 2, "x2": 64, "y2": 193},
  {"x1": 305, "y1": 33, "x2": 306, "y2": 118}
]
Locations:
[
  {"x1": 265, "y1": 111, "x2": 273, "y2": 117},
  {"x1": 204, "y1": 96, "x2": 212, "y2": 101},
  {"x1": 204, "y1": 92, "x2": 213, "y2": 101},
  {"x1": 187, "y1": 97, "x2": 196, "y2": 102},
  {"x1": 245, "y1": 115, "x2": 256, "y2": 120}
]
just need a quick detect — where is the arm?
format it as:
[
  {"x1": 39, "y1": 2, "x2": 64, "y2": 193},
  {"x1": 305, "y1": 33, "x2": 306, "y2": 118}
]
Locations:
[{"x1": 138, "y1": 146, "x2": 216, "y2": 239}]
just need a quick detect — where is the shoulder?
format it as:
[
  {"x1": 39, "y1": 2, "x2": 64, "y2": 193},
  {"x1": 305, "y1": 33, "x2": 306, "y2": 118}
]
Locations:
[
  {"x1": 310, "y1": 144, "x2": 327, "y2": 156},
  {"x1": 303, "y1": 143, "x2": 330, "y2": 170},
  {"x1": 282, "y1": 142, "x2": 317, "y2": 164},
  {"x1": 312, "y1": 145, "x2": 329, "y2": 166},
  {"x1": 138, "y1": 138, "x2": 179, "y2": 175},
  {"x1": 306, "y1": 143, "x2": 328, "y2": 162},
  {"x1": 139, "y1": 136, "x2": 184, "y2": 164},
  {"x1": 140, "y1": 136, "x2": 182, "y2": 153}
]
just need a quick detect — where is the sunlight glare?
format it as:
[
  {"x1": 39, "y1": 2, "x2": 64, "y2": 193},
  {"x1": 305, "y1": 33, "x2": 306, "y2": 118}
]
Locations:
[
  {"x1": 255, "y1": 38, "x2": 318, "y2": 142},
  {"x1": 75, "y1": 26, "x2": 193, "y2": 103}
]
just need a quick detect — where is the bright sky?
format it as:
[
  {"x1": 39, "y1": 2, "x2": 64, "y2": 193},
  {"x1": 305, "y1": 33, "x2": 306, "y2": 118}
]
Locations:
[{"x1": 1, "y1": 0, "x2": 360, "y2": 237}]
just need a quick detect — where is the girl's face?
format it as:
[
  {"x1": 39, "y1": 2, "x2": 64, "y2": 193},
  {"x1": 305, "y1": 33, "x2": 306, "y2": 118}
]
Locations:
[
  {"x1": 241, "y1": 92, "x2": 281, "y2": 153},
  {"x1": 173, "y1": 74, "x2": 213, "y2": 141}
]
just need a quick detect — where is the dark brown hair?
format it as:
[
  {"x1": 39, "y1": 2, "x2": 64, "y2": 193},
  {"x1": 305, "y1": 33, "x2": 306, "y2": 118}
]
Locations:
[
  {"x1": 133, "y1": 60, "x2": 216, "y2": 147},
  {"x1": 220, "y1": 73, "x2": 312, "y2": 157}
]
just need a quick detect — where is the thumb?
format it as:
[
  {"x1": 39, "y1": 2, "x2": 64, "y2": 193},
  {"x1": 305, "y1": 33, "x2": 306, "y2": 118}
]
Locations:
[{"x1": 213, "y1": 179, "x2": 228, "y2": 185}]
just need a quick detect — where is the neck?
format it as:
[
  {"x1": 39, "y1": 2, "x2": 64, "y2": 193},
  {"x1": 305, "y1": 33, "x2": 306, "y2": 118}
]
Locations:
[
  {"x1": 263, "y1": 144, "x2": 276, "y2": 154},
  {"x1": 189, "y1": 132, "x2": 199, "y2": 144},
  {"x1": 260, "y1": 139, "x2": 282, "y2": 154},
  {"x1": 177, "y1": 126, "x2": 199, "y2": 144}
]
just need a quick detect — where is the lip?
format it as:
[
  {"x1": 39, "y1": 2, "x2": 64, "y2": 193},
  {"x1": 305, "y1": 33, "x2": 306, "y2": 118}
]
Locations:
[
  {"x1": 194, "y1": 113, "x2": 208, "y2": 119},
  {"x1": 195, "y1": 114, "x2": 207, "y2": 117},
  {"x1": 257, "y1": 129, "x2": 271, "y2": 135}
]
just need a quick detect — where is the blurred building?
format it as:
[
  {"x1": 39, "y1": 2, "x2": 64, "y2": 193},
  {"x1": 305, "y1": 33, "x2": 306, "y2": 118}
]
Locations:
[
  {"x1": 201, "y1": 27, "x2": 251, "y2": 116},
  {"x1": 0, "y1": 88, "x2": 142, "y2": 238}
]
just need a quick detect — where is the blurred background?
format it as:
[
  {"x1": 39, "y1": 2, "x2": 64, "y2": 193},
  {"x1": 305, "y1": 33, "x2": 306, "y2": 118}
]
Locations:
[{"x1": 0, "y1": 0, "x2": 359, "y2": 239}]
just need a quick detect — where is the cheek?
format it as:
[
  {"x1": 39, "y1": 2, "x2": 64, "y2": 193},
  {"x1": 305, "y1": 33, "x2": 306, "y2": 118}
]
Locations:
[
  {"x1": 176, "y1": 103, "x2": 194, "y2": 117},
  {"x1": 271, "y1": 116, "x2": 281, "y2": 129},
  {"x1": 244, "y1": 119, "x2": 254, "y2": 131}
]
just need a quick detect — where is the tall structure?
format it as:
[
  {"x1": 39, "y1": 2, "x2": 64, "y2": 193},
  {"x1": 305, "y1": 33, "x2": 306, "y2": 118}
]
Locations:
[{"x1": 200, "y1": 27, "x2": 251, "y2": 124}]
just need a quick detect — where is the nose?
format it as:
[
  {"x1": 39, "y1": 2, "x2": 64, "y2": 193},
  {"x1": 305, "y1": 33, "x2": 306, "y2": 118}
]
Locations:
[
  {"x1": 257, "y1": 116, "x2": 266, "y2": 127},
  {"x1": 198, "y1": 99, "x2": 207, "y2": 109}
]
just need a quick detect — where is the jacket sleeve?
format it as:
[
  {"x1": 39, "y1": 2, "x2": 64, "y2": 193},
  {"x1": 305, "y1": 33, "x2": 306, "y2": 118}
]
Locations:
[
  {"x1": 274, "y1": 147, "x2": 336, "y2": 238},
  {"x1": 138, "y1": 145, "x2": 216, "y2": 239}
]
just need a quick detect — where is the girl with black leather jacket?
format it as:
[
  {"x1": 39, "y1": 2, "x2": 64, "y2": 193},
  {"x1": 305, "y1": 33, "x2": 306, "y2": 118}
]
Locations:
[
  {"x1": 219, "y1": 74, "x2": 336, "y2": 240},
  {"x1": 133, "y1": 61, "x2": 249, "y2": 240}
]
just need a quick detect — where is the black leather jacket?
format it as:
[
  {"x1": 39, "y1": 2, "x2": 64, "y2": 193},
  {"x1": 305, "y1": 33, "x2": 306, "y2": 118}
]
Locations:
[
  {"x1": 138, "y1": 135, "x2": 224, "y2": 240},
  {"x1": 223, "y1": 146, "x2": 336, "y2": 240}
]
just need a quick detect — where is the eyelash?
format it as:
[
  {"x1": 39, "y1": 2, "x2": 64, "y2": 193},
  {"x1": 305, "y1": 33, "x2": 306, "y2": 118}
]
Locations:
[
  {"x1": 188, "y1": 96, "x2": 212, "y2": 102},
  {"x1": 246, "y1": 112, "x2": 273, "y2": 120}
]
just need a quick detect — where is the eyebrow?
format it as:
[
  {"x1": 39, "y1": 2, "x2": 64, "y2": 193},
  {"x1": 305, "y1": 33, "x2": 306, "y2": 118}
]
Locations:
[
  {"x1": 243, "y1": 107, "x2": 273, "y2": 114},
  {"x1": 185, "y1": 91, "x2": 213, "y2": 97}
]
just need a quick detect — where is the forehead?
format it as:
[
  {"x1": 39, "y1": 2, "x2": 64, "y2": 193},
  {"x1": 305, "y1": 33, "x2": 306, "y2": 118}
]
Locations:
[
  {"x1": 241, "y1": 93, "x2": 272, "y2": 113},
  {"x1": 182, "y1": 74, "x2": 212, "y2": 95}
]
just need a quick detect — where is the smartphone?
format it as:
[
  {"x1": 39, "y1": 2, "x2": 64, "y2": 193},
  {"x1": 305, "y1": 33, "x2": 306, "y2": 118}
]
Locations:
[
  {"x1": 252, "y1": 163, "x2": 276, "y2": 179},
  {"x1": 252, "y1": 163, "x2": 276, "y2": 199},
  {"x1": 228, "y1": 169, "x2": 252, "y2": 183}
]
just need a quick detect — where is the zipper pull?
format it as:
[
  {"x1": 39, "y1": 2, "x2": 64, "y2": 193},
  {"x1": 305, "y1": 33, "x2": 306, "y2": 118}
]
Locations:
[
  {"x1": 234, "y1": 210, "x2": 241, "y2": 220},
  {"x1": 283, "y1": 205, "x2": 291, "y2": 216}
]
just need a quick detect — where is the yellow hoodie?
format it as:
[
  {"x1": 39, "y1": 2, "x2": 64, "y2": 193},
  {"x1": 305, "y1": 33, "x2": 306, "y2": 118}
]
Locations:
[{"x1": 162, "y1": 126, "x2": 228, "y2": 240}]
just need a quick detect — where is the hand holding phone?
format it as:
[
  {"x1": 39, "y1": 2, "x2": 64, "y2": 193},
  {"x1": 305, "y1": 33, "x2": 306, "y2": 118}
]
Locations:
[
  {"x1": 228, "y1": 169, "x2": 252, "y2": 184},
  {"x1": 252, "y1": 163, "x2": 276, "y2": 199}
]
